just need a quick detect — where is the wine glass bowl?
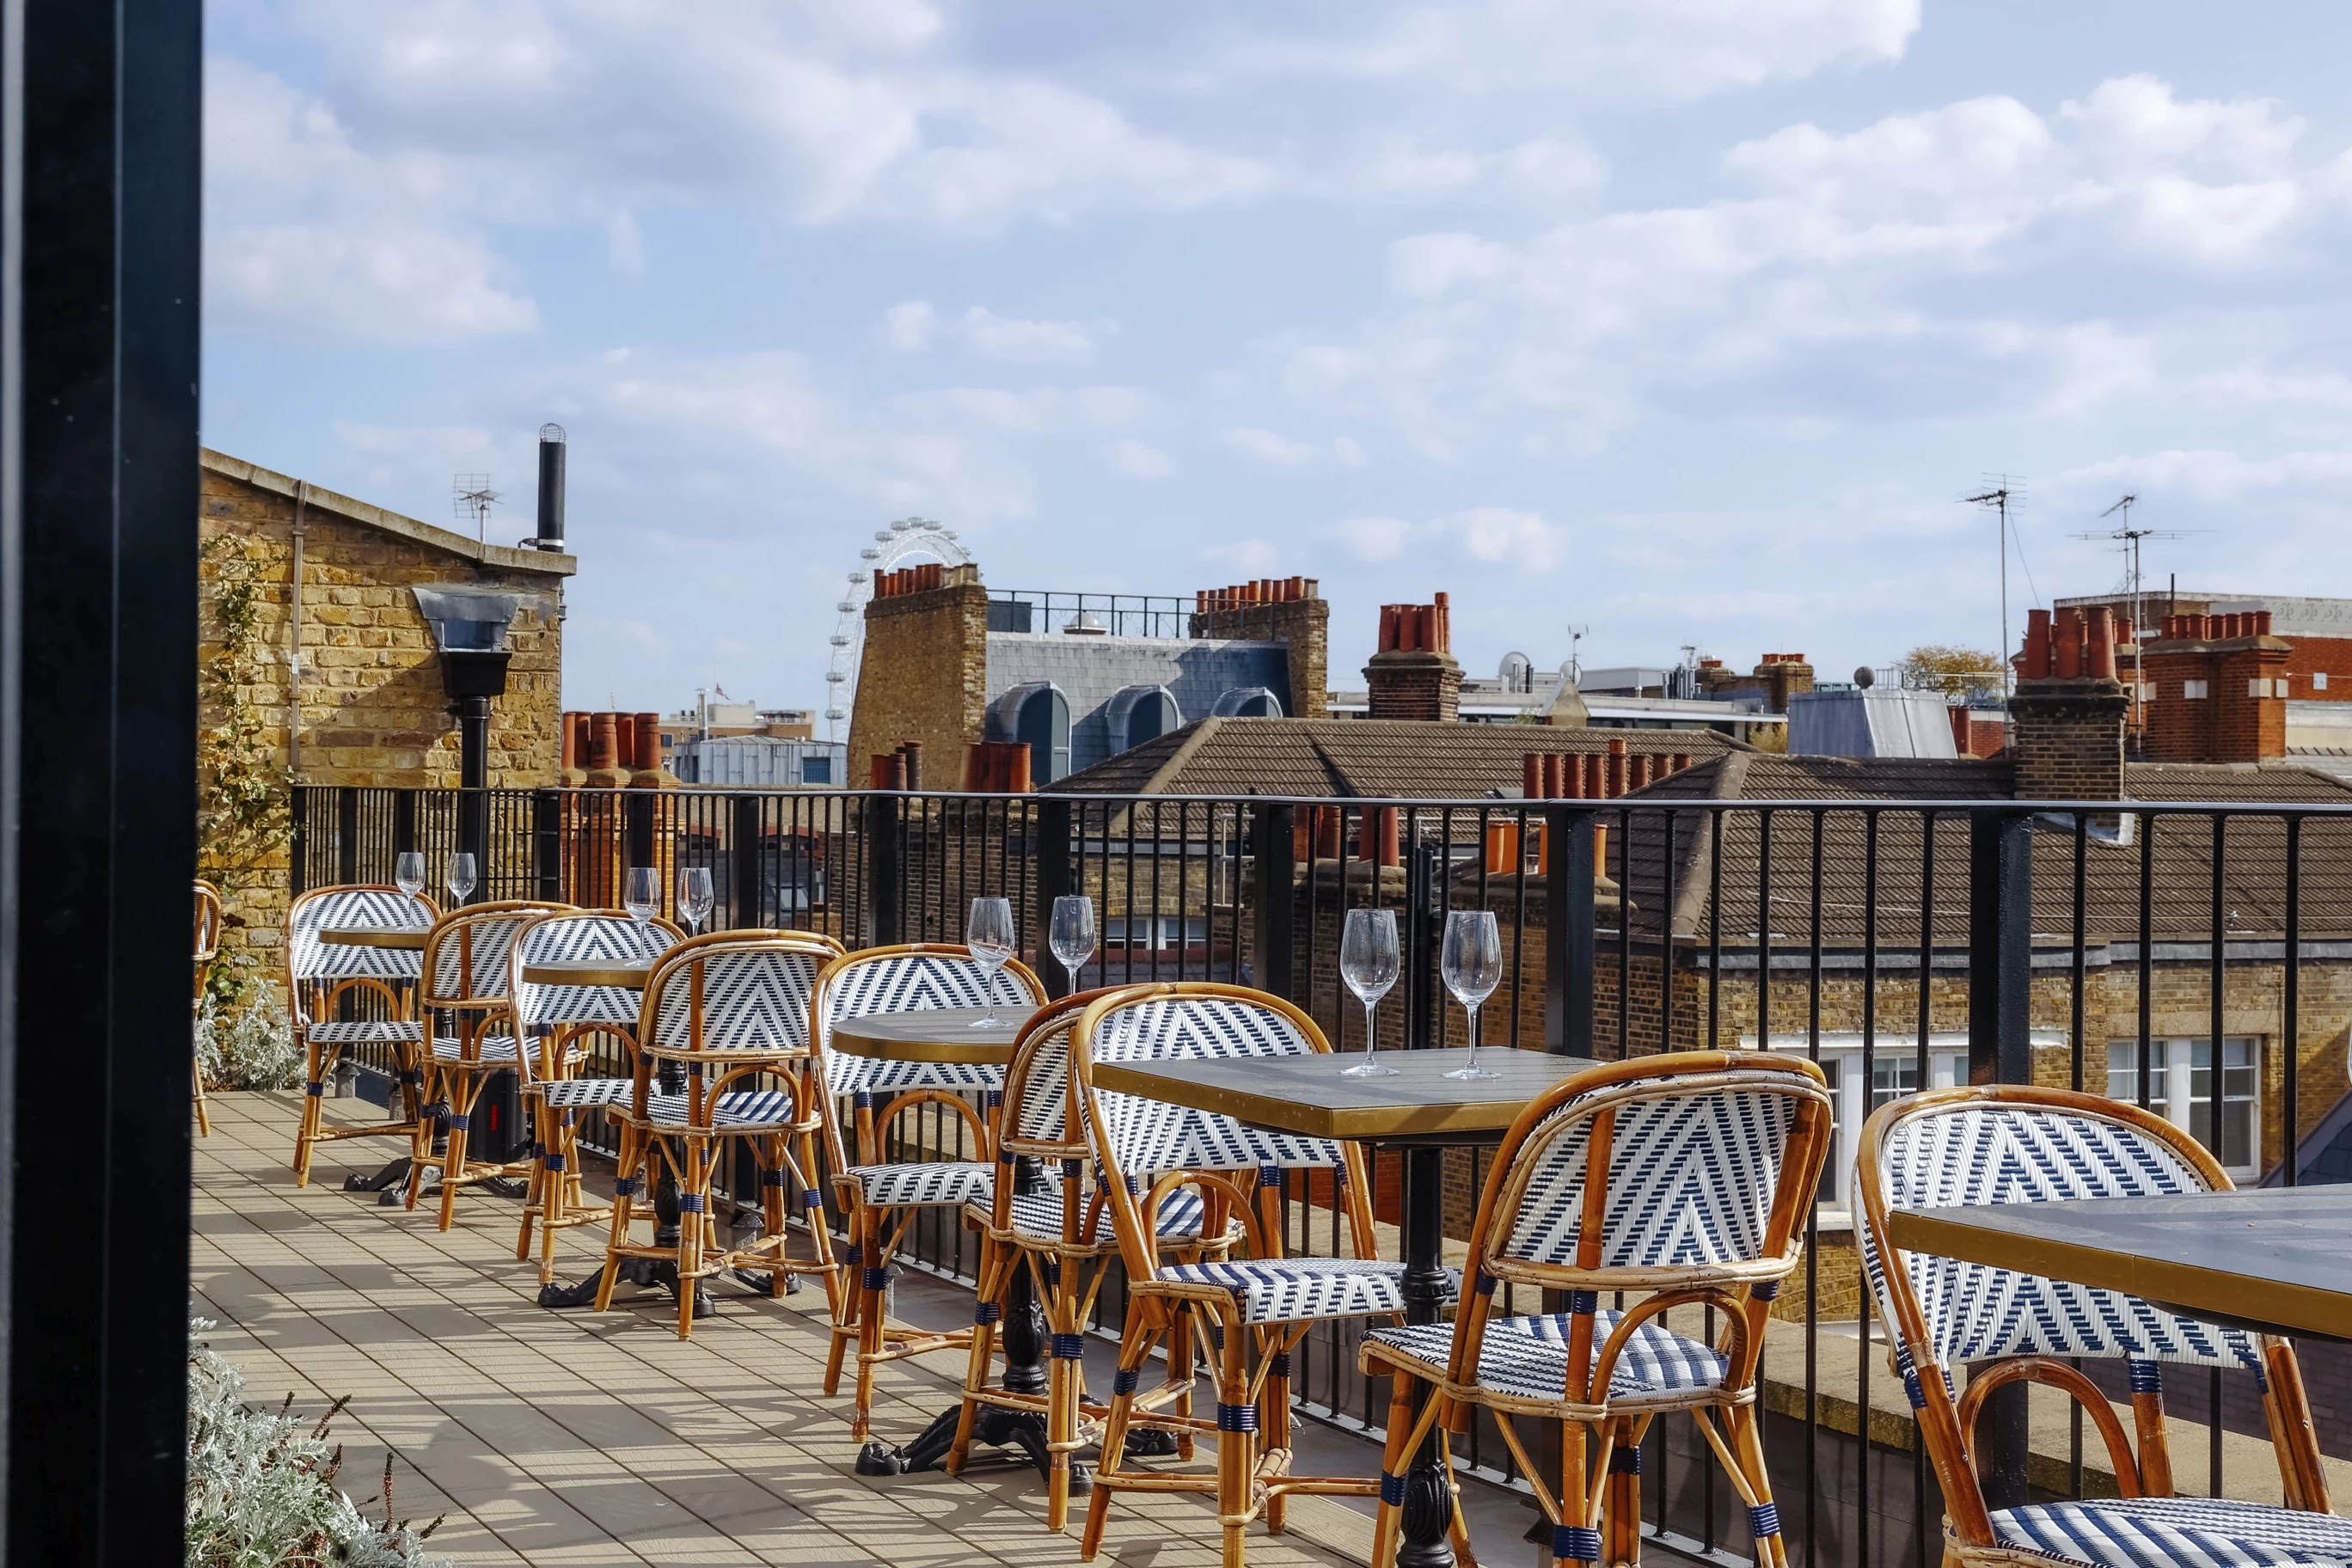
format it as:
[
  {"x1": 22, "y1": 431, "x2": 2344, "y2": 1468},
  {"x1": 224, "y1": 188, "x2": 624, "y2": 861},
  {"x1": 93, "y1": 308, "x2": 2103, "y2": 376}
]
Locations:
[
  {"x1": 677, "y1": 867, "x2": 714, "y2": 935},
  {"x1": 395, "y1": 851, "x2": 426, "y2": 916},
  {"x1": 1049, "y1": 895, "x2": 1095, "y2": 992},
  {"x1": 1441, "y1": 910, "x2": 1504, "y2": 1081},
  {"x1": 445, "y1": 853, "x2": 477, "y2": 908},
  {"x1": 966, "y1": 897, "x2": 1017, "y2": 1027},
  {"x1": 623, "y1": 867, "x2": 660, "y2": 927},
  {"x1": 1338, "y1": 907, "x2": 1400, "y2": 1076}
]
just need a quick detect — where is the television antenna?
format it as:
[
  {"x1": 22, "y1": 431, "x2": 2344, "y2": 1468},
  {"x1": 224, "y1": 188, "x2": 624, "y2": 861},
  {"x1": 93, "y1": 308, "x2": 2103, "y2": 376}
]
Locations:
[
  {"x1": 2072, "y1": 494, "x2": 2202, "y2": 730},
  {"x1": 453, "y1": 475, "x2": 499, "y2": 547},
  {"x1": 1565, "y1": 624, "x2": 1589, "y2": 687},
  {"x1": 1963, "y1": 475, "x2": 2024, "y2": 699}
]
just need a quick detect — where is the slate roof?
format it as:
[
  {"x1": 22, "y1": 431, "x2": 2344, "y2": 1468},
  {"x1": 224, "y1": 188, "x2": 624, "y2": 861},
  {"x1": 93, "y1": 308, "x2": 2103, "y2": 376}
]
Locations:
[
  {"x1": 1611, "y1": 754, "x2": 2352, "y2": 946},
  {"x1": 1044, "y1": 717, "x2": 1736, "y2": 799}
]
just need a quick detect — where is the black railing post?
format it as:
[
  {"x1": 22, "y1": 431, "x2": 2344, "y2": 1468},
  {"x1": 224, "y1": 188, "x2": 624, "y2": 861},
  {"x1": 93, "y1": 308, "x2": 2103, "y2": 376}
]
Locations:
[
  {"x1": 731, "y1": 793, "x2": 764, "y2": 931},
  {"x1": 1545, "y1": 805, "x2": 1596, "y2": 1056},
  {"x1": 1249, "y1": 802, "x2": 1295, "y2": 1000},
  {"x1": 624, "y1": 785, "x2": 656, "y2": 879},
  {"x1": 531, "y1": 788, "x2": 564, "y2": 904},
  {"x1": 290, "y1": 786, "x2": 310, "y2": 897},
  {"x1": 393, "y1": 787, "x2": 418, "y2": 860},
  {"x1": 1038, "y1": 797, "x2": 1075, "y2": 997},
  {"x1": 1405, "y1": 834, "x2": 1442, "y2": 1049},
  {"x1": 335, "y1": 786, "x2": 359, "y2": 887},
  {"x1": 867, "y1": 793, "x2": 905, "y2": 947},
  {"x1": 1968, "y1": 804, "x2": 2033, "y2": 1509}
]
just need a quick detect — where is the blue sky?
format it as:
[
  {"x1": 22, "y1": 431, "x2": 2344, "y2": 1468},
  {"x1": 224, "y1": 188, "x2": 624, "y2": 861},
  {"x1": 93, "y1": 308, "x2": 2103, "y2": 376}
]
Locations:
[{"x1": 203, "y1": 2, "x2": 2352, "y2": 725}]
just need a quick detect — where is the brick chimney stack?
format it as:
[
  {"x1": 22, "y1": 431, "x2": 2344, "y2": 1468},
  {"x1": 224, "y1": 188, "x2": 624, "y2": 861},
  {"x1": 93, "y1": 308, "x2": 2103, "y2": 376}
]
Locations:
[
  {"x1": 1363, "y1": 593, "x2": 1463, "y2": 721},
  {"x1": 2009, "y1": 605, "x2": 2128, "y2": 799},
  {"x1": 2139, "y1": 609, "x2": 2291, "y2": 763},
  {"x1": 846, "y1": 560, "x2": 989, "y2": 790},
  {"x1": 1191, "y1": 576, "x2": 1329, "y2": 720}
]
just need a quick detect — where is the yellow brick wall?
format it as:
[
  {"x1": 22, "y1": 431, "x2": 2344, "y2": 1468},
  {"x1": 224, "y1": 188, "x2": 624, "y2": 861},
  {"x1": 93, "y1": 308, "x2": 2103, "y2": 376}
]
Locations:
[{"x1": 198, "y1": 458, "x2": 568, "y2": 972}]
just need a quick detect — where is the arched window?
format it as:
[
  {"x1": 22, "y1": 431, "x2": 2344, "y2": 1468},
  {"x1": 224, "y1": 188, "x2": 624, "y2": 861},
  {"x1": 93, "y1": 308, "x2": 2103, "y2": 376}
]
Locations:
[
  {"x1": 1106, "y1": 684, "x2": 1183, "y2": 754},
  {"x1": 991, "y1": 682, "x2": 1072, "y2": 783},
  {"x1": 1210, "y1": 686, "x2": 1283, "y2": 719}
]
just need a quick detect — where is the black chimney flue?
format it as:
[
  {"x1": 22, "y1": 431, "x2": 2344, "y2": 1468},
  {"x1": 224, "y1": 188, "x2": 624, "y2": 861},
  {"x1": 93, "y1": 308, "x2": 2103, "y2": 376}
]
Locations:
[{"x1": 535, "y1": 422, "x2": 567, "y2": 551}]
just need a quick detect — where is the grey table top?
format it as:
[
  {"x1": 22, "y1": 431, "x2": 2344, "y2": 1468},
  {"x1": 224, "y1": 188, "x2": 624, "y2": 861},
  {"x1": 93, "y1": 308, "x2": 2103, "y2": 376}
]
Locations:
[
  {"x1": 831, "y1": 1005, "x2": 1039, "y2": 1065},
  {"x1": 1092, "y1": 1047, "x2": 1602, "y2": 1144},
  {"x1": 1887, "y1": 1185, "x2": 2352, "y2": 1342}
]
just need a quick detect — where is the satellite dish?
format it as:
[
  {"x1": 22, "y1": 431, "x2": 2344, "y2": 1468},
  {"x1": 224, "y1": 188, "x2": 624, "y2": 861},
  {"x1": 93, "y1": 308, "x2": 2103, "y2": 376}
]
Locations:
[{"x1": 1853, "y1": 666, "x2": 1875, "y2": 689}]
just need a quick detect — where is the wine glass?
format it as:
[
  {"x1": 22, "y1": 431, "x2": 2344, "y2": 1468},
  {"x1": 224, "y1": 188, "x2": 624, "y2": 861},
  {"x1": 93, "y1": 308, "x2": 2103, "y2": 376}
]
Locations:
[
  {"x1": 445, "y1": 852, "x2": 477, "y2": 908},
  {"x1": 677, "y1": 867, "x2": 714, "y2": 936},
  {"x1": 967, "y1": 897, "x2": 1016, "y2": 1028},
  {"x1": 1338, "y1": 907, "x2": 1400, "y2": 1076},
  {"x1": 1442, "y1": 910, "x2": 1505, "y2": 1081},
  {"x1": 395, "y1": 851, "x2": 426, "y2": 918},
  {"x1": 1049, "y1": 895, "x2": 1095, "y2": 992},
  {"x1": 623, "y1": 867, "x2": 660, "y2": 928}
]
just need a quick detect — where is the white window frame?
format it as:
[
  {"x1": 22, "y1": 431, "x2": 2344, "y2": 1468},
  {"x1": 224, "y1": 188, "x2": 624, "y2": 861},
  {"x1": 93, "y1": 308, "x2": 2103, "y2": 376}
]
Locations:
[
  {"x1": 2104, "y1": 1036, "x2": 2261, "y2": 1179},
  {"x1": 1749, "y1": 1031, "x2": 2066, "y2": 1227},
  {"x1": 2315, "y1": 671, "x2": 2330, "y2": 691},
  {"x1": 2184, "y1": 679, "x2": 2208, "y2": 700}
]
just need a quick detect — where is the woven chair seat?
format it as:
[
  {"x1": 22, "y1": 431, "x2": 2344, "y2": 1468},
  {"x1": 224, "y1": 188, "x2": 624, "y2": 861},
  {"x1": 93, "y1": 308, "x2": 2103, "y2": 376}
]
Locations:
[
  {"x1": 1987, "y1": 1496, "x2": 2352, "y2": 1566},
  {"x1": 848, "y1": 1160, "x2": 997, "y2": 1209},
  {"x1": 986, "y1": 1185, "x2": 1234, "y2": 1247},
  {"x1": 639, "y1": 1087, "x2": 799, "y2": 1130},
  {"x1": 1366, "y1": 1309, "x2": 1730, "y2": 1406},
  {"x1": 306, "y1": 1020, "x2": 421, "y2": 1045},
  {"x1": 1159, "y1": 1257, "x2": 1438, "y2": 1324},
  {"x1": 533, "y1": 1077, "x2": 634, "y2": 1108},
  {"x1": 431, "y1": 1034, "x2": 521, "y2": 1063}
]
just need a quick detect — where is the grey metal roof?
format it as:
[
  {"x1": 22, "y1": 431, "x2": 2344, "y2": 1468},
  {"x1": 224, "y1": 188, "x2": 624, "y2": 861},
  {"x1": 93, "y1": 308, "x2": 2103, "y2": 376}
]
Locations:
[{"x1": 983, "y1": 632, "x2": 1289, "y2": 775}]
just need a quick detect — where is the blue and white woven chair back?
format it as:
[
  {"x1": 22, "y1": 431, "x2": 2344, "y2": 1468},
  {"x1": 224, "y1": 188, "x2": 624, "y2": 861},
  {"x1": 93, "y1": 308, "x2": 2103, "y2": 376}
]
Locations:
[
  {"x1": 1005, "y1": 1008, "x2": 1087, "y2": 1155},
  {"x1": 647, "y1": 944, "x2": 825, "y2": 1060},
  {"x1": 512, "y1": 915, "x2": 677, "y2": 1032},
  {"x1": 818, "y1": 951, "x2": 1035, "y2": 1097},
  {"x1": 285, "y1": 887, "x2": 432, "y2": 1022},
  {"x1": 1495, "y1": 1071, "x2": 1811, "y2": 1276},
  {"x1": 1861, "y1": 1099, "x2": 2261, "y2": 1378},
  {"x1": 426, "y1": 904, "x2": 567, "y2": 1007},
  {"x1": 1087, "y1": 994, "x2": 1344, "y2": 1179}
]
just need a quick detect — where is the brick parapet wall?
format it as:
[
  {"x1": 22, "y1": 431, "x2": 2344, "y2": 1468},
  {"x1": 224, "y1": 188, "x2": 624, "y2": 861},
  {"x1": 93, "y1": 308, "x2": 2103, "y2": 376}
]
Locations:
[
  {"x1": 2008, "y1": 676, "x2": 2127, "y2": 798},
  {"x1": 2143, "y1": 637, "x2": 2291, "y2": 762},
  {"x1": 846, "y1": 574, "x2": 990, "y2": 788}
]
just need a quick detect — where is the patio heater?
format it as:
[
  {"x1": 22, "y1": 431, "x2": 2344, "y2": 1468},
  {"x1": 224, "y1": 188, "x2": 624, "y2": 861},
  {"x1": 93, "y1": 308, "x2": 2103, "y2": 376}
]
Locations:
[{"x1": 414, "y1": 585, "x2": 524, "y2": 1165}]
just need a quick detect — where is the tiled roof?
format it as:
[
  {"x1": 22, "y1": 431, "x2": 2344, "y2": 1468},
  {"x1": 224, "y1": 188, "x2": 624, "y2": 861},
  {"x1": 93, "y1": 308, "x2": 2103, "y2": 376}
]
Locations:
[
  {"x1": 1044, "y1": 717, "x2": 1737, "y2": 799},
  {"x1": 1612, "y1": 755, "x2": 2352, "y2": 945}
]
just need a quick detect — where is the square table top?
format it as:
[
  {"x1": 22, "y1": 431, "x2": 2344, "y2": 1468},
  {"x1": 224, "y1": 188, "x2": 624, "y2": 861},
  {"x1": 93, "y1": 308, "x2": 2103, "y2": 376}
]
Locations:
[
  {"x1": 831, "y1": 1006, "x2": 1039, "y2": 1066},
  {"x1": 1092, "y1": 1047, "x2": 1602, "y2": 1144},
  {"x1": 1885, "y1": 1185, "x2": 2352, "y2": 1343}
]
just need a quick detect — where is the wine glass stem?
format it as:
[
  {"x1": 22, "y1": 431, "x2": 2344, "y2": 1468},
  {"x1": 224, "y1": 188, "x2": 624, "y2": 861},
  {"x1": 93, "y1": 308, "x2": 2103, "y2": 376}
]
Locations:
[
  {"x1": 1363, "y1": 1000, "x2": 1378, "y2": 1061},
  {"x1": 1464, "y1": 1004, "x2": 1479, "y2": 1071}
]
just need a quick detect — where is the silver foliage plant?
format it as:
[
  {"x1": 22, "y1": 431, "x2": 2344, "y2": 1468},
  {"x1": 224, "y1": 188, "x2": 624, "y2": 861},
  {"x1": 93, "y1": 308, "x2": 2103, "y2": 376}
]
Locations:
[
  {"x1": 196, "y1": 980, "x2": 301, "y2": 1092},
  {"x1": 187, "y1": 1320, "x2": 451, "y2": 1568}
]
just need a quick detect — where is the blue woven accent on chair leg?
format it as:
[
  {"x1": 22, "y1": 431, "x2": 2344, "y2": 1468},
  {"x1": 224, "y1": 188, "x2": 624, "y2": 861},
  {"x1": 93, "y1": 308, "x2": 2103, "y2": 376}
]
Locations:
[
  {"x1": 975, "y1": 1302, "x2": 1002, "y2": 1326},
  {"x1": 1474, "y1": 1272, "x2": 1498, "y2": 1296},
  {"x1": 1752, "y1": 1278, "x2": 1780, "y2": 1302},
  {"x1": 1610, "y1": 1447, "x2": 1642, "y2": 1474},
  {"x1": 399, "y1": 1069, "x2": 420, "y2": 1086},
  {"x1": 544, "y1": 1154, "x2": 566, "y2": 1173},
  {"x1": 842, "y1": 1244, "x2": 861, "y2": 1266},
  {"x1": 306, "y1": 1081, "x2": 326, "y2": 1097},
  {"x1": 998, "y1": 1148, "x2": 1015, "y2": 1165},
  {"x1": 2127, "y1": 1358, "x2": 2163, "y2": 1394},
  {"x1": 1567, "y1": 1289, "x2": 1598, "y2": 1314},
  {"x1": 802, "y1": 1188, "x2": 823, "y2": 1207},
  {"x1": 853, "y1": 1090, "x2": 873, "y2": 1109},
  {"x1": 1050, "y1": 1333, "x2": 1087, "y2": 1360},
  {"x1": 862, "y1": 1267, "x2": 890, "y2": 1291},
  {"x1": 447, "y1": 1113, "x2": 470, "y2": 1132},
  {"x1": 677, "y1": 1194, "x2": 705, "y2": 1213},
  {"x1": 1044, "y1": 1260, "x2": 1063, "y2": 1287},
  {"x1": 1216, "y1": 1402, "x2": 1258, "y2": 1433},
  {"x1": 1063, "y1": 1158, "x2": 1082, "y2": 1179},
  {"x1": 1553, "y1": 1524, "x2": 1601, "y2": 1561},
  {"x1": 1380, "y1": 1472, "x2": 1406, "y2": 1506},
  {"x1": 762, "y1": 1168, "x2": 786, "y2": 1188},
  {"x1": 1256, "y1": 1163, "x2": 1279, "y2": 1189},
  {"x1": 1749, "y1": 1504, "x2": 1780, "y2": 1539},
  {"x1": 1269, "y1": 1352, "x2": 1291, "y2": 1379},
  {"x1": 1112, "y1": 1367, "x2": 1140, "y2": 1395},
  {"x1": 612, "y1": 1178, "x2": 639, "y2": 1197}
]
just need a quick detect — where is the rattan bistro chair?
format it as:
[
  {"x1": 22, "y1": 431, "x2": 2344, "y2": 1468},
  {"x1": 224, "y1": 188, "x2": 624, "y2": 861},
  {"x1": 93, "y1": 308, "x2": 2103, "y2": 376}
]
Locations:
[
  {"x1": 507, "y1": 910, "x2": 683, "y2": 1283},
  {"x1": 193, "y1": 879, "x2": 223, "y2": 1136},
  {"x1": 812, "y1": 943, "x2": 1048, "y2": 1439},
  {"x1": 1361, "y1": 1052, "x2": 1832, "y2": 1568},
  {"x1": 285, "y1": 885, "x2": 440, "y2": 1185},
  {"x1": 1858, "y1": 1085, "x2": 2344, "y2": 1568},
  {"x1": 597, "y1": 931, "x2": 843, "y2": 1338},
  {"x1": 947, "y1": 988, "x2": 1247, "y2": 1530},
  {"x1": 413, "y1": 899, "x2": 573, "y2": 1229},
  {"x1": 1073, "y1": 983, "x2": 1428, "y2": 1568}
]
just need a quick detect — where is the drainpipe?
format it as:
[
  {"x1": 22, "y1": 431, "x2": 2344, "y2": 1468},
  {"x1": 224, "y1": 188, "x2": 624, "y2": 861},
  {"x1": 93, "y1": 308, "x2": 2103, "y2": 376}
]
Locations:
[{"x1": 288, "y1": 481, "x2": 308, "y2": 778}]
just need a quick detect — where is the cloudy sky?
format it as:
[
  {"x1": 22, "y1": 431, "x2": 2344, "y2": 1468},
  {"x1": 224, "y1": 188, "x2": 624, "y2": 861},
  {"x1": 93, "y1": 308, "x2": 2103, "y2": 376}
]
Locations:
[{"x1": 204, "y1": 1, "x2": 2352, "y2": 722}]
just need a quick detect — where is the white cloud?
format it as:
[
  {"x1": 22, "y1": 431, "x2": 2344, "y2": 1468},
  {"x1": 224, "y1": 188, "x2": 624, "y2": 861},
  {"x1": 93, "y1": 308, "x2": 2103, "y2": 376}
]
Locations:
[
  {"x1": 1318, "y1": 507, "x2": 1560, "y2": 568},
  {"x1": 879, "y1": 300, "x2": 940, "y2": 352},
  {"x1": 1320, "y1": 516, "x2": 1415, "y2": 563},
  {"x1": 1104, "y1": 438, "x2": 1176, "y2": 478},
  {"x1": 884, "y1": 303, "x2": 1116, "y2": 364},
  {"x1": 1221, "y1": 427, "x2": 1366, "y2": 467}
]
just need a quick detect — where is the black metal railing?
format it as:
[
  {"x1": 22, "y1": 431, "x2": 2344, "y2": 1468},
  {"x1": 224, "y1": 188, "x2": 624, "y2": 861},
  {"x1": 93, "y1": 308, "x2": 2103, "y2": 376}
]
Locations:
[
  {"x1": 986, "y1": 589, "x2": 1190, "y2": 640},
  {"x1": 288, "y1": 783, "x2": 2352, "y2": 1565}
]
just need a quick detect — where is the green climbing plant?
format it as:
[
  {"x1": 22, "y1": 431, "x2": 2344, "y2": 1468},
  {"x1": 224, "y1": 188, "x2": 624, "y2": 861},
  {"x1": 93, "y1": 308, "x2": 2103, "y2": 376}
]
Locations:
[{"x1": 199, "y1": 532, "x2": 291, "y2": 1007}]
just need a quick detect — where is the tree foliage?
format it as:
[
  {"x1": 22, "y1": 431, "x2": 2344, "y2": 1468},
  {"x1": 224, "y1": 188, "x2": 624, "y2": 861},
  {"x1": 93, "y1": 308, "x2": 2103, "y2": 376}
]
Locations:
[
  {"x1": 198, "y1": 533, "x2": 291, "y2": 1005},
  {"x1": 1898, "y1": 644, "x2": 2002, "y2": 696}
]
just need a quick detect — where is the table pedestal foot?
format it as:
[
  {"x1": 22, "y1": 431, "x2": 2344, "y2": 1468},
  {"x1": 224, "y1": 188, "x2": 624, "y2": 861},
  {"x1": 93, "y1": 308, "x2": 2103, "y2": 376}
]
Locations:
[
  {"x1": 1396, "y1": 1144, "x2": 1458, "y2": 1568},
  {"x1": 536, "y1": 1256, "x2": 715, "y2": 1317},
  {"x1": 345, "y1": 1155, "x2": 411, "y2": 1196}
]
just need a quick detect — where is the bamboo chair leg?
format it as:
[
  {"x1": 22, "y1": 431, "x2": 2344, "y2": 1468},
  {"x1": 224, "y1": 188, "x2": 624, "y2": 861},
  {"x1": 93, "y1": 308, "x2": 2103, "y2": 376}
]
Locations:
[
  {"x1": 1263, "y1": 1338, "x2": 1292, "y2": 1535},
  {"x1": 1372, "y1": 1373, "x2": 1418, "y2": 1568},
  {"x1": 436, "y1": 1071, "x2": 475, "y2": 1232},
  {"x1": 1604, "y1": 1416, "x2": 1647, "y2": 1568},
  {"x1": 851, "y1": 1204, "x2": 888, "y2": 1436},
  {"x1": 1729, "y1": 1406, "x2": 1788, "y2": 1568},
  {"x1": 676, "y1": 1136, "x2": 708, "y2": 1340},
  {"x1": 1046, "y1": 1249, "x2": 1091, "y2": 1534},
  {"x1": 948, "y1": 1240, "x2": 1011, "y2": 1479},
  {"x1": 193, "y1": 1057, "x2": 211, "y2": 1137},
  {"x1": 1558, "y1": 1418, "x2": 1593, "y2": 1568},
  {"x1": 1216, "y1": 1319, "x2": 1252, "y2": 1568},
  {"x1": 823, "y1": 1190, "x2": 859, "y2": 1397},
  {"x1": 594, "y1": 1126, "x2": 641, "y2": 1314},
  {"x1": 1083, "y1": 1316, "x2": 1162, "y2": 1562},
  {"x1": 793, "y1": 1130, "x2": 841, "y2": 1317},
  {"x1": 293, "y1": 1038, "x2": 325, "y2": 1184},
  {"x1": 1172, "y1": 1302, "x2": 1199, "y2": 1461}
]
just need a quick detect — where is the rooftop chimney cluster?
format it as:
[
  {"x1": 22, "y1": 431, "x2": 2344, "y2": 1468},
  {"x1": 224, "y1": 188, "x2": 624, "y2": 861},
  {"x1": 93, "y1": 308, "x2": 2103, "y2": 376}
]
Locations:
[
  {"x1": 1376, "y1": 593, "x2": 1452, "y2": 655},
  {"x1": 2018, "y1": 607, "x2": 2122, "y2": 683},
  {"x1": 2159, "y1": 611, "x2": 2272, "y2": 641},
  {"x1": 959, "y1": 740, "x2": 1032, "y2": 793},
  {"x1": 1522, "y1": 740, "x2": 1694, "y2": 801},
  {"x1": 873, "y1": 562, "x2": 948, "y2": 599},
  {"x1": 1756, "y1": 652, "x2": 1808, "y2": 665},
  {"x1": 1197, "y1": 578, "x2": 1315, "y2": 612},
  {"x1": 560, "y1": 710, "x2": 671, "y2": 787}
]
